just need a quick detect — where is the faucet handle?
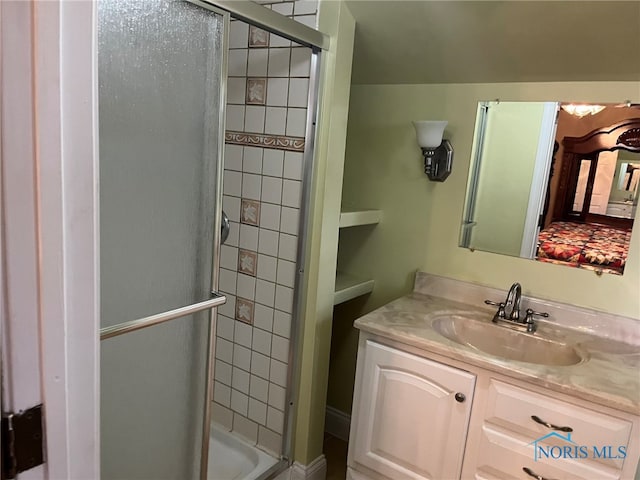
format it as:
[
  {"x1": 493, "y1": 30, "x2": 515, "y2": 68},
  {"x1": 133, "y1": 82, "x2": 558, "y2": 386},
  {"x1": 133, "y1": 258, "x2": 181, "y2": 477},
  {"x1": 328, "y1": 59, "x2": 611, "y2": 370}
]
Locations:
[
  {"x1": 524, "y1": 308, "x2": 549, "y2": 333},
  {"x1": 525, "y1": 308, "x2": 549, "y2": 320},
  {"x1": 484, "y1": 300, "x2": 506, "y2": 319}
]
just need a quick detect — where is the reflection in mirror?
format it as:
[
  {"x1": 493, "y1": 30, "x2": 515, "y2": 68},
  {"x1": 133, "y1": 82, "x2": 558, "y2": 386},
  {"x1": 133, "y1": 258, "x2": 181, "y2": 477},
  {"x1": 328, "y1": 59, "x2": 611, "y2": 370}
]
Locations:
[{"x1": 461, "y1": 102, "x2": 640, "y2": 276}]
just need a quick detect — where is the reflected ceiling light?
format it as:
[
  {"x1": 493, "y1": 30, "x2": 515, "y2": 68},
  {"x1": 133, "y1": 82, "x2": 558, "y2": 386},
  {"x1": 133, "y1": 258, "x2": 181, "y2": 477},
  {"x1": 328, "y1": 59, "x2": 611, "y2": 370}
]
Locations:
[
  {"x1": 561, "y1": 104, "x2": 606, "y2": 117},
  {"x1": 412, "y1": 120, "x2": 453, "y2": 182}
]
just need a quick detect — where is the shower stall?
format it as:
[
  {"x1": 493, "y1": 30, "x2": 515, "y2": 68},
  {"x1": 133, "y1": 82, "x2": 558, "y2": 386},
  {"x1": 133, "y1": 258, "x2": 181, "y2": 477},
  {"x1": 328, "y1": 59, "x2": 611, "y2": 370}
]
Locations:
[{"x1": 97, "y1": 1, "x2": 325, "y2": 478}]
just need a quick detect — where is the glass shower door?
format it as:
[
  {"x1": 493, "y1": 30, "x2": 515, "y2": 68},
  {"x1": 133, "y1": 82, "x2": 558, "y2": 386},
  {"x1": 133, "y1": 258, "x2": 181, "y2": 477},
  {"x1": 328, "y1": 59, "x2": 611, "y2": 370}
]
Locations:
[{"x1": 98, "y1": 1, "x2": 226, "y2": 478}]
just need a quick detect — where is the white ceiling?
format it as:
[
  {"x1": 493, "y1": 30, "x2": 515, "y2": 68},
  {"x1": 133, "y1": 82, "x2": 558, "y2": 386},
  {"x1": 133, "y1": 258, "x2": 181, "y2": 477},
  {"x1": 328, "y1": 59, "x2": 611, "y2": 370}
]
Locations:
[{"x1": 344, "y1": 1, "x2": 640, "y2": 84}]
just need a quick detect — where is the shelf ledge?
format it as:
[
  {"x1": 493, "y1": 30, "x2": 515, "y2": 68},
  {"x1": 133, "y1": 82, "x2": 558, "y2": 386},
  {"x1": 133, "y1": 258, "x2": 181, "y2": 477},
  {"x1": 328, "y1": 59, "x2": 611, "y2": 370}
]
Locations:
[
  {"x1": 334, "y1": 272, "x2": 374, "y2": 305},
  {"x1": 339, "y1": 210, "x2": 382, "y2": 229}
]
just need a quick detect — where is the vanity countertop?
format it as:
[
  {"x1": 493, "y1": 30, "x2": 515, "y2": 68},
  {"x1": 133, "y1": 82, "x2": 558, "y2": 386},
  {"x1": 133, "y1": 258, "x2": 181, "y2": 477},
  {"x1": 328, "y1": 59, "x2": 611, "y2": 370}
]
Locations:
[{"x1": 354, "y1": 274, "x2": 640, "y2": 415}]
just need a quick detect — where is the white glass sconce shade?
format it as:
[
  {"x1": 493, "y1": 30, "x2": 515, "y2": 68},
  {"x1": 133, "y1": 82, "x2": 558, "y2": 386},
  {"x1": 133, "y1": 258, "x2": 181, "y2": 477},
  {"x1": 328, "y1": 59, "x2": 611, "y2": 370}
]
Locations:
[{"x1": 413, "y1": 120, "x2": 448, "y2": 149}]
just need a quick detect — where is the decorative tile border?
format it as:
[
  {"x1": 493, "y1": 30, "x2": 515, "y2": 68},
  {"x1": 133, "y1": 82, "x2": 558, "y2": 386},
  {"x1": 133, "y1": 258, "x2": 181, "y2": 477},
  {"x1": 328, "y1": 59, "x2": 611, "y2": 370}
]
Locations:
[{"x1": 226, "y1": 130, "x2": 305, "y2": 152}]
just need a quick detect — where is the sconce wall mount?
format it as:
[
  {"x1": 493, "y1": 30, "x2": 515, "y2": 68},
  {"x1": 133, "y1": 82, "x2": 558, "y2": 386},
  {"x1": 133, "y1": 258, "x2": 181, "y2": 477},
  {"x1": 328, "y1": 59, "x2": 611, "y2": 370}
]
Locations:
[{"x1": 413, "y1": 120, "x2": 454, "y2": 182}]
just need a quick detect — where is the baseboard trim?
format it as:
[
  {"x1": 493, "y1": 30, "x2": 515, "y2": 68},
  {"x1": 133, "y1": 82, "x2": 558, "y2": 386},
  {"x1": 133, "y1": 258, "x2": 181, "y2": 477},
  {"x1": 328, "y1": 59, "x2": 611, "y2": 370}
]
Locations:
[
  {"x1": 285, "y1": 455, "x2": 326, "y2": 480},
  {"x1": 324, "y1": 405, "x2": 351, "y2": 442}
]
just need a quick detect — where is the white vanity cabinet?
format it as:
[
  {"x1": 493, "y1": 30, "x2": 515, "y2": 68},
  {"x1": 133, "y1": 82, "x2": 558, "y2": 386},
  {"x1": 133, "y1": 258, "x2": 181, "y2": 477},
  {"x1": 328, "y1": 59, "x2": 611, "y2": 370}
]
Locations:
[
  {"x1": 347, "y1": 338, "x2": 476, "y2": 480},
  {"x1": 348, "y1": 334, "x2": 640, "y2": 480}
]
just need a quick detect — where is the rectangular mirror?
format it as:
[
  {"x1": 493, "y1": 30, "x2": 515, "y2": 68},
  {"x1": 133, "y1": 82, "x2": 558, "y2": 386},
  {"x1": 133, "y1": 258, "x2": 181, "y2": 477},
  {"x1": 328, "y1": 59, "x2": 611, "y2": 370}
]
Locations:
[{"x1": 461, "y1": 101, "x2": 640, "y2": 275}]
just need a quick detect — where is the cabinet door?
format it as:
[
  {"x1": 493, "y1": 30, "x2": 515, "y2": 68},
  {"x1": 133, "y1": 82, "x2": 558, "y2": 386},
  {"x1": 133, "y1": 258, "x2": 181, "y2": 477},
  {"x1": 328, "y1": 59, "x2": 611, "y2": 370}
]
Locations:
[{"x1": 350, "y1": 340, "x2": 476, "y2": 480}]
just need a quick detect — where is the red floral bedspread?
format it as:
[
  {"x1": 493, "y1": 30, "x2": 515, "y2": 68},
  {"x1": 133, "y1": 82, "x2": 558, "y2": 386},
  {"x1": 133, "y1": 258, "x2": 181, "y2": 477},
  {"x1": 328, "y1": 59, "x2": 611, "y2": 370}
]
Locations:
[{"x1": 536, "y1": 221, "x2": 632, "y2": 275}]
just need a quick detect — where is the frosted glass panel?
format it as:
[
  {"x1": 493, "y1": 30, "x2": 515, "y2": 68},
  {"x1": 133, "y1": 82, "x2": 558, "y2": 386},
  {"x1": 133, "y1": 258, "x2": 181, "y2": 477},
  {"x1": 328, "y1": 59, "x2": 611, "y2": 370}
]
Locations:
[
  {"x1": 98, "y1": 0, "x2": 224, "y2": 478},
  {"x1": 101, "y1": 312, "x2": 208, "y2": 479},
  {"x1": 99, "y1": 0, "x2": 223, "y2": 327}
]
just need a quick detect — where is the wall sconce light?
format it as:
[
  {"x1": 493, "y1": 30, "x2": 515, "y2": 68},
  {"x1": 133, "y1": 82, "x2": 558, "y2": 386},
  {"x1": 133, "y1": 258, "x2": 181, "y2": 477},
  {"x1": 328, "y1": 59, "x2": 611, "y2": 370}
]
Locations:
[{"x1": 412, "y1": 120, "x2": 453, "y2": 182}]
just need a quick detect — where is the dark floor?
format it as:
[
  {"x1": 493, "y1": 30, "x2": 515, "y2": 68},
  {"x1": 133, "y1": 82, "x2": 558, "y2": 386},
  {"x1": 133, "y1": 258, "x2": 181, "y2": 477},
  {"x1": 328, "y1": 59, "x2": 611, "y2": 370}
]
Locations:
[{"x1": 324, "y1": 433, "x2": 348, "y2": 480}]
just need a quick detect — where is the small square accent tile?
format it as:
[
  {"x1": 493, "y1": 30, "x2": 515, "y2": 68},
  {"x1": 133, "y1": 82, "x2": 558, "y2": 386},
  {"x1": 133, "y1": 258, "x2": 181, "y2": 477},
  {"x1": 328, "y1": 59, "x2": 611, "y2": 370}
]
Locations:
[
  {"x1": 248, "y1": 26, "x2": 269, "y2": 47},
  {"x1": 235, "y1": 298, "x2": 255, "y2": 324},
  {"x1": 238, "y1": 249, "x2": 258, "y2": 276},
  {"x1": 246, "y1": 78, "x2": 267, "y2": 105},
  {"x1": 241, "y1": 199, "x2": 260, "y2": 226}
]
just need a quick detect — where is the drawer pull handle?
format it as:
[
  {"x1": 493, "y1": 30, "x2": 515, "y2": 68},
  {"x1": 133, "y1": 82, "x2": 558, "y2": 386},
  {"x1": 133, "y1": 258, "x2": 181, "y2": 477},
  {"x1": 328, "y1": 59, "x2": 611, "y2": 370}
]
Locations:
[
  {"x1": 523, "y1": 466, "x2": 557, "y2": 480},
  {"x1": 454, "y1": 392, "x2": 466, "y2": 403},
  {"x1": 531, "y1": 415, "x2": 573, "y2": 432}
]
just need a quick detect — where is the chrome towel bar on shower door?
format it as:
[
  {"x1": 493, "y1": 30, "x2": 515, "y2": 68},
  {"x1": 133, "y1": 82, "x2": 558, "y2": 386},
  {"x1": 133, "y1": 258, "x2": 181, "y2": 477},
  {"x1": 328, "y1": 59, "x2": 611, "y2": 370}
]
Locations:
[{"x1": 99, "y1": 292, "x2": 227, "y2": 340}]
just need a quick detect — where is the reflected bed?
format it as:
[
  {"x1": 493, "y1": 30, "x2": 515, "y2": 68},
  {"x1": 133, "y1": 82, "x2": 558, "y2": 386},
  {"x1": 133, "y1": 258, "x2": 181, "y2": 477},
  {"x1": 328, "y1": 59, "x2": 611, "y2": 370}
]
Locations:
[{"x1": 536, "y1": 221, "x2": 632, "y2": 275}]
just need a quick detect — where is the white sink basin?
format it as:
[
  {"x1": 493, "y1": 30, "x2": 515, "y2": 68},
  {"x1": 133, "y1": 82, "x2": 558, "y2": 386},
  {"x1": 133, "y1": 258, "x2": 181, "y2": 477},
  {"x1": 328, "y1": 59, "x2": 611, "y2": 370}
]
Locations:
[{"x1": 432, "y1": 314, "x2": 585, "y2": 366}]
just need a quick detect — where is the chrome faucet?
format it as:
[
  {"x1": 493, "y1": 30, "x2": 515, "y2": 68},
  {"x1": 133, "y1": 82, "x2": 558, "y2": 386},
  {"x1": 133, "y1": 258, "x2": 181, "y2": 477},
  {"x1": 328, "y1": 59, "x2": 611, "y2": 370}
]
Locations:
[
  {"x1": 504, "y1": 282, "x2": 522, "y2": 321},
  {"x1": 484, "y1": 282, "x2": 548, "y2": 333}
]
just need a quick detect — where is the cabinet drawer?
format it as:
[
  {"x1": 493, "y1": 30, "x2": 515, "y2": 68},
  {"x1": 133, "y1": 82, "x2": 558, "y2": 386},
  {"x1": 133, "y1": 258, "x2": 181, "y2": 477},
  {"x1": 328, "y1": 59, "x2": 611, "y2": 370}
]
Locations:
[
  {"x1": 473, "y1": 424, "x2": 621, "y2": 480},
  {"x1": 485, "y1": 380, "x2": 632, "y2": 471}
]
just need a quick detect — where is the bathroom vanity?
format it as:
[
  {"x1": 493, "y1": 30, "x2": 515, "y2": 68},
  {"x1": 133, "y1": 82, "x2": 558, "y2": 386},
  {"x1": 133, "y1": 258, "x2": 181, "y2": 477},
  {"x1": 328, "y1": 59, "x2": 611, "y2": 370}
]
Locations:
[{"x1": 346, "y1": 274, "x2": 640, "y2": 480}]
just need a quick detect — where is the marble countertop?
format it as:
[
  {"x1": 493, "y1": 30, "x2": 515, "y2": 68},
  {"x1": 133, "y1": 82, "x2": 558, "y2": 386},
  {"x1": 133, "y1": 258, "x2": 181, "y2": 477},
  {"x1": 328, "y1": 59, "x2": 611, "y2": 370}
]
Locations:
[{"x1": 354, "y1": 277, "x2": 640, "y2": 416}]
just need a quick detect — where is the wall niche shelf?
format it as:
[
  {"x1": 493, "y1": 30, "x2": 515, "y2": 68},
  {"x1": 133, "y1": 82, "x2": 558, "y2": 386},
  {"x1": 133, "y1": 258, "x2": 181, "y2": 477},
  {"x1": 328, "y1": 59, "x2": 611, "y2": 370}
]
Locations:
[
  {"x1": 338, "y1": 210, "x2": 382, "y2": 228},
  {"x1": 334, "y1": 209, "x2": 381, "y2": 305},
  {"x1": 334, "y1": 272, "x2": 375, "y2": 305}
]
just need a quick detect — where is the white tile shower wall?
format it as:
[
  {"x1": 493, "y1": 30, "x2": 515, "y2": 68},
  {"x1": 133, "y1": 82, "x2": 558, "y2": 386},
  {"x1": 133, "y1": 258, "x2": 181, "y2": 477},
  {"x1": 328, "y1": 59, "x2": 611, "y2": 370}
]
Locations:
[{"x1": 213, "y1": 0, "x2": 317, "y2": 457}]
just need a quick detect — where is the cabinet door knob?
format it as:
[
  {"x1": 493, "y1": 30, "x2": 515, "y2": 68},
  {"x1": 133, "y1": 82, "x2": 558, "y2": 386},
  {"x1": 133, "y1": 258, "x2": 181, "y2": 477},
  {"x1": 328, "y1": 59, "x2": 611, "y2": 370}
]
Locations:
[{"x1": 454, "y1": 392, "x2": 466, "y2": 403}]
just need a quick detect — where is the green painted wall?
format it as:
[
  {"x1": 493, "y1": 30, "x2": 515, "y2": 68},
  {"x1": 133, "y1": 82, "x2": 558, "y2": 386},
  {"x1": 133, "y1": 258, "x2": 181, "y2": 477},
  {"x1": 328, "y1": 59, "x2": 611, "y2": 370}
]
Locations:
[{"x1": 328, "y1": 81, "x2": 640, "y2": 415}]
